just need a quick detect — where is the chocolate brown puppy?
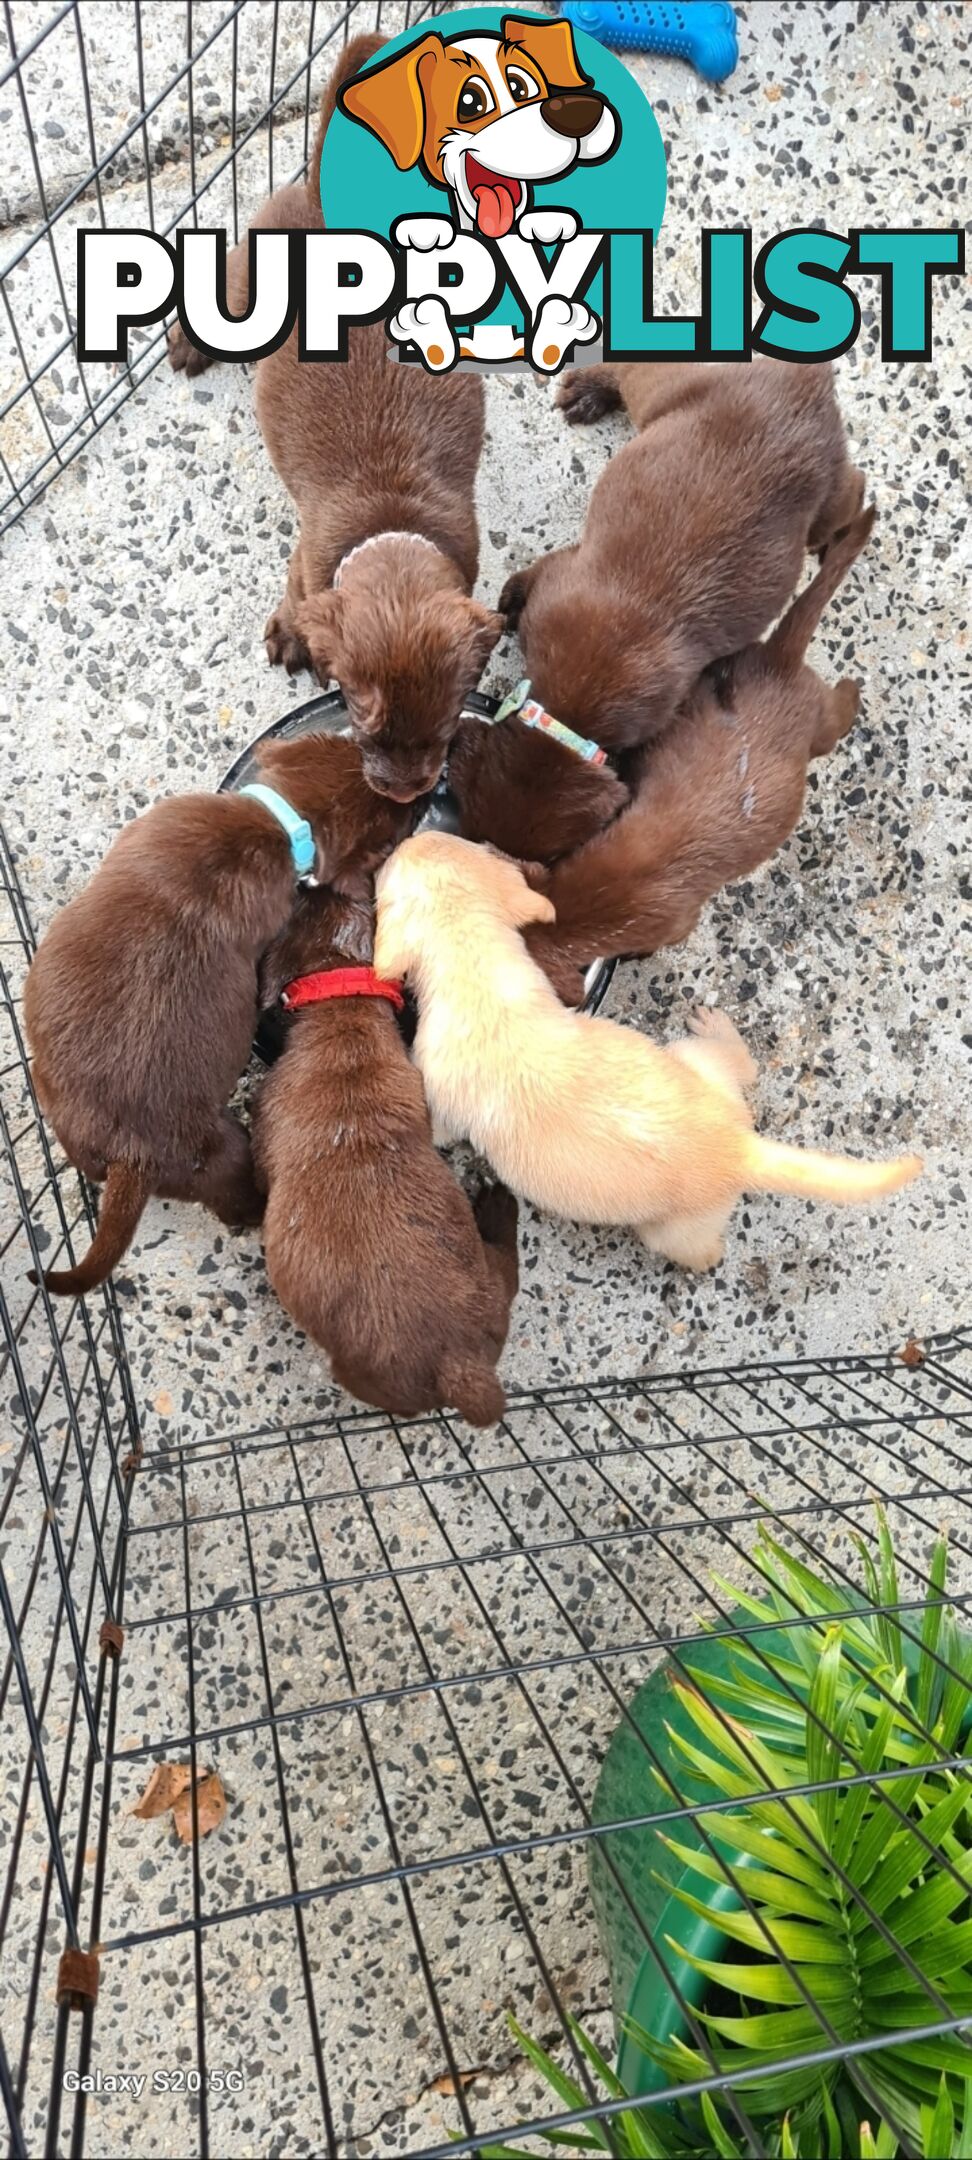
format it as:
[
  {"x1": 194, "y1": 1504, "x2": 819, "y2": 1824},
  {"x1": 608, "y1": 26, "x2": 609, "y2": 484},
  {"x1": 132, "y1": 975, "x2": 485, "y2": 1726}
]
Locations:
[
  {"x1": 253, "y1": 888, "x2": 519, "y2": 1424},
  {"x1": 24, "y1": 735, "x2": 408, "y2": 1296},
  {"x1": 170, "y1": 34, "x2": 501, "y2": 804},
  {"x1": 499, "y1": 358, "x2": 864, "y2": 754},
  {"x1": 257, "y1": 731, "x2": 412, "y2": 893},
  {"x1": 447, "y1": 713, "x2": 628, "y2": 864},
  {"x1": 525, "y1": 506, "x2": 876, "y2": 1003}
]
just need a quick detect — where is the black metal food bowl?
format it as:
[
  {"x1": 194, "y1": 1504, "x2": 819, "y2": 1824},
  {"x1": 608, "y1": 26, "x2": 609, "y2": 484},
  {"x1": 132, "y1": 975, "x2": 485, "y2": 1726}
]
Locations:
[{"x1": 219, "y1": 688, "x2": 616, "y2": 1063}]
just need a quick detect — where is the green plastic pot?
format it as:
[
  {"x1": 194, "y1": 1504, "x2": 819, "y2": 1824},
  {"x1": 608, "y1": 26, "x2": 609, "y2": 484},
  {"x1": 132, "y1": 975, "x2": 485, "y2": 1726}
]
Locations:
[
  {"x1": 588, "y1": 1606, "x2": 972, "y2": 2107},
  {"x1": 589, "y1": 1616, "x2": 773, "y2": 2103}
]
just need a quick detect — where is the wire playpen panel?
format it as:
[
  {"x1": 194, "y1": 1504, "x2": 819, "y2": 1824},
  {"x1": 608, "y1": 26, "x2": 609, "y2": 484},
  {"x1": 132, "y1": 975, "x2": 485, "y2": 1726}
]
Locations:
[
  {"x1": 5, "y1": 796, "x2": 972, "y2": 2151},
  {"x1": 0, "y1": 2, "x2": 446, "y2": 539}
]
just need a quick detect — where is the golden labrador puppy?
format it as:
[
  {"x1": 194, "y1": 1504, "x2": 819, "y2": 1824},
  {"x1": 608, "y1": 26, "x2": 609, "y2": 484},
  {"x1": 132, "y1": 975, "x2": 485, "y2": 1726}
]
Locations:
[{"x1": 374, "y1": 835, "x2": 921, "y2": 1270}]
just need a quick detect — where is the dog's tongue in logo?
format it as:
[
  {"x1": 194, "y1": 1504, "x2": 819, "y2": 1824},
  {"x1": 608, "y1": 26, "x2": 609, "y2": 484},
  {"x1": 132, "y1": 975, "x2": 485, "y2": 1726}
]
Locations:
[{"x1": 465, "y1": 154, "x2": 522, "y2": 239}]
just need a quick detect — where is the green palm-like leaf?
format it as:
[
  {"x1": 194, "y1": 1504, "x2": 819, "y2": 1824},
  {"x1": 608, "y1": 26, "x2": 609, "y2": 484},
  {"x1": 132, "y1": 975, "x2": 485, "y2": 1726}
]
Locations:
[
  {"x1": 917, "y1": 1540, "x2": 948, "y2": 1732},
  {"x1": 833, "y1": 1674, "x2": 908, "y2": 1872},
  {"x1": 807, "y1": 1626, "x2": 846, "y2": 1844},
  {"x1": 505, "y1": 1509, "x2": 972, "y2": 2157}
]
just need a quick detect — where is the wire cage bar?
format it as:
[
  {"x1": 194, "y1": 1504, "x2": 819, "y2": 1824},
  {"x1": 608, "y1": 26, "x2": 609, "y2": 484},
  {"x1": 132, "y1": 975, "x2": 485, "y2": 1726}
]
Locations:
[
  {"x1": 5, "y1": 809, "x2": 972, "y2": 2156},
  {"x1": 0, "y1": 1, "x2": 449, "y2": 542}
]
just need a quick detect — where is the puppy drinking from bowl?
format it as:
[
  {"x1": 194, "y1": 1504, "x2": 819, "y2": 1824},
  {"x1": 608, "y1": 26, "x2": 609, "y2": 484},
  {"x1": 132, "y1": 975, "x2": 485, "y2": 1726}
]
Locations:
[
  {"x1": 24, "y1": 734, "x2": 408, "y2": 1297},
  {"x1": 447, "y1": 703, "x2": 629, "y2": 865},
  {"x1": 499, "y1": 358, "x2": 865, "y2": 756},
  {"x1": 374, "y1": 834, "x2": 921, "y2": 1272},
  {"x1": 525, "y1": 506, "x2": 877, "y2": 1004},
  {"x1": 253, "y1": 885, "x2": 519, "y2": 1423},
  {"x1": 170, "y1": 32, "x2": 502, "y2": 805}
]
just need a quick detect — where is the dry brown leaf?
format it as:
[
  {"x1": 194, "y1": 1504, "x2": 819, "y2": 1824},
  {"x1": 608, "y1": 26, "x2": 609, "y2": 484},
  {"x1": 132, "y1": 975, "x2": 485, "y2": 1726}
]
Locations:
[
  {"x1": 132, "y1": 1762, "x2": 192, "y2": 1819},
  {"x1": 173, "y1": 1772, "x2": 227, "y2": 1845},
  {"x1": 429, "y1": 2068, "x2": 484, "y2": 2098},
  {"x1": 899, "y1": 1337, "x2": 925, "y2": 1368}
]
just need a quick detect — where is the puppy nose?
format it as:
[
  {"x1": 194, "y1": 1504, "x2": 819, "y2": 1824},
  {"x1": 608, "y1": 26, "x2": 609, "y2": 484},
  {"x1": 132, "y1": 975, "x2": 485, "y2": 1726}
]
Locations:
[
  {"x1": 541, "y1": 91, "x2": 604, "y2": 139},
  {"x1": 371, "y1": 780, "x2": 423, "y2": 803}
]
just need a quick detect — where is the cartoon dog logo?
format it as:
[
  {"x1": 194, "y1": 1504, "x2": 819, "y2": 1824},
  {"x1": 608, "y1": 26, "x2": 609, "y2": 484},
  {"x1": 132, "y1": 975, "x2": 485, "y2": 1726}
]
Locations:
[{"x1": 338, "y1": 13, "x2": 620, "y2": 368}]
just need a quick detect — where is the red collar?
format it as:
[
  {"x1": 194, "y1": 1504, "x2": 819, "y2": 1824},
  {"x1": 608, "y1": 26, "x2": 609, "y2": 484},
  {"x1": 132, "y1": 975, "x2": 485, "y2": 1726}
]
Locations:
[{"x1": 280, "y1": 966, "x2": 404, "y2": 1014}]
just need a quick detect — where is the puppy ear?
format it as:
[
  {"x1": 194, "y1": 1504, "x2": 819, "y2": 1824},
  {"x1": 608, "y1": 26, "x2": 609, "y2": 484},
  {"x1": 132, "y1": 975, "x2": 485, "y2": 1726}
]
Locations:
[
  {"x1": 484, "y1": 846, "x2": 558, "y2": 928},
  {"x1": 460, "y1": 598, "x2": 505, "y2": 667},
  {"x1": 348, "y1": 690, "x2": 386, "y2": 737},
  {"x1": 330, "y1": 868, "x2": 375, "y2": 908},
  {"x1": 497, "y1": 564, "x2": 537, "y2": 629},
  {"x1": 257, "y1": 937, "x2": 293, "y2": 1012},
  {"x1": 373, "y1": 904, "x2": 409, "y2": 983},
  {"x1": 516, "y1": 887, "x2": 557, "y2": 928},
  {"x1": 338, "y1": 34, "x2": 442, "y2": 170},
  {"x1": 293, "y1": 591, "x2": 343, "y2": 677},
  {"x1": 514, "y1": 858, "x2": 552, "y2": 894},
  {"x1": 332, "y1": 892, "x2": 376, "y2": 958},
  {"x1": 500, "y1": 14, "x2": 590, "y2": 91}
]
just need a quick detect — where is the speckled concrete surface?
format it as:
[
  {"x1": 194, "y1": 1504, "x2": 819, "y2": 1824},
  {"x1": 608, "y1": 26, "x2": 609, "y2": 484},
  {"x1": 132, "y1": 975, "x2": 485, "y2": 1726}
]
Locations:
[{"x1": 2, "y1": 3, "x2": 970, "y2": 2154}]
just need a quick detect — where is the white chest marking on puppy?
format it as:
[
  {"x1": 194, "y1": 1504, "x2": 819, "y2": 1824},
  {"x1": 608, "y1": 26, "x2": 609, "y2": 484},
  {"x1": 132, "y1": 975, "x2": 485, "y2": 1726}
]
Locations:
[{"x1": 333, "y1": 530, "x2": 439, "y2": 587}]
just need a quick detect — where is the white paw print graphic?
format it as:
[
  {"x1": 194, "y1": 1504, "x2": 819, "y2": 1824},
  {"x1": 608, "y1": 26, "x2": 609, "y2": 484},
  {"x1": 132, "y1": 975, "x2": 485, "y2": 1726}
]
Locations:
[
  {"x1": 388, "y1": 295, "x2": 457, "y2": 372},
  {"x1": 391, "y1": 215, "x2": 455, "y2": 252},
  {"x1": 516, "y1": 208, "x2": 579, "y2": 246},
  {"x1": 529, "y1": 294, "x2": 599, "y2": 373}
]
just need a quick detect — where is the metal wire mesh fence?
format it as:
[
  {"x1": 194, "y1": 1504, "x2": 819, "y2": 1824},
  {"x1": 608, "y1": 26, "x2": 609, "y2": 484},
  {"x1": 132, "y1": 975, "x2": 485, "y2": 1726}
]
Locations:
[
  {"x1": 0, "y1": 1, "x2": 448, "y2": 540},
  {"x1": 4, "y1": 822, "x2": 972, "y2": 2156}
]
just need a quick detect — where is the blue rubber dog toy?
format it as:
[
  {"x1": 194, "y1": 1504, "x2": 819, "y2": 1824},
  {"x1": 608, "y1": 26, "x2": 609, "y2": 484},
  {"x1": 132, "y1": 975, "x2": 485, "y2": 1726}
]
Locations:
[{"x1": 558, "y1": 3, "x2": 739, "y2": 84}]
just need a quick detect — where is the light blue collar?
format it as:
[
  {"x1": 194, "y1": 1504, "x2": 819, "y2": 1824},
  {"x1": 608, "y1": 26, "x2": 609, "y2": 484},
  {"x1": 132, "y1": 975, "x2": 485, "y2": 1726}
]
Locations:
[{"x1": 240, "y1": 783, "x2": 317, "y2": 880}]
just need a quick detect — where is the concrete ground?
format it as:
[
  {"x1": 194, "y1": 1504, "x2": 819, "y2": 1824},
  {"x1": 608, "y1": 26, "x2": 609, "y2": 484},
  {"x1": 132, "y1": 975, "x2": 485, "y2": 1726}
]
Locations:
[{"x1": 1, "y1": 3, "x2": 970, "y2": 2155}]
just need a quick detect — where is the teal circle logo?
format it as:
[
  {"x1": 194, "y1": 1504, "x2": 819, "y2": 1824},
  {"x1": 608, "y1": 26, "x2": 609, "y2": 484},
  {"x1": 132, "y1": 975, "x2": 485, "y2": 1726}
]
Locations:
[
  {"x1": 323, "y1": 8, "x2": 666, "y2": 235},
  {"x1": 320, "y1": 8, "x2": 666, "y2": 367}
]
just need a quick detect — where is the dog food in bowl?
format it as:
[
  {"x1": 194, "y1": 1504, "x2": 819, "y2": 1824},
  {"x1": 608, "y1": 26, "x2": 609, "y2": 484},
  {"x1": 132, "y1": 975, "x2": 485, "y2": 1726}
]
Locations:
[{"x1": 218, "y1": 689, "x2": 616, "y2": 1061}]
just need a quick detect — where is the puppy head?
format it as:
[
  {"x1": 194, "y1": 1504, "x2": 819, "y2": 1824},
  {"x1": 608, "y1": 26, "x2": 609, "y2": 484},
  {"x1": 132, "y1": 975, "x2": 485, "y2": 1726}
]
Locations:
[
  {"x1": 293, "y1": 588, "x2": 503, "y2": 804},
  {"x1": 448, "y1": 714, "x2": 629, "y2": 864},
  {"x1": 514, "y1": 564, "x2": 685, "y2": 752},
  {"x1": 375, "y1": 832, "x2": 554, "y2": 979},
  {"x1": 256, "y1": 730, "x2": 412, "y2": 885},
  {"x1": 258, "y1": 884, "x2": 375, "y2": 1009}
]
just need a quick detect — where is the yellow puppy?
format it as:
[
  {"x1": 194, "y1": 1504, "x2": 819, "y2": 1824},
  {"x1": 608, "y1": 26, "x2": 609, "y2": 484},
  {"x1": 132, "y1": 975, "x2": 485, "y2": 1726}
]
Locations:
[{"x1": 374, "y1": 834, "x2": 922, "y2": 1270}]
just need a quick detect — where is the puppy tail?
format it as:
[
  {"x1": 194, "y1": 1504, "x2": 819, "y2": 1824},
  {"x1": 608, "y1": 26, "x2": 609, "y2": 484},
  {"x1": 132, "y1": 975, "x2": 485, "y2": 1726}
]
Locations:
[
  {"x1": 741, "y1": 1133, "x2": 922, "y2": 1207},
  {"x1": 28, "y1": 1161, "x2": 150, "y2": 1298},
  {"x1": 766, "y1": 503, "x2": 877, "y2": 673},
  {"x1": 307, "y1": 31, "x2": 387, "y2": 194},
  {"x1": 440, "y1": 1359, "x2": 507, "y2": 1429}
]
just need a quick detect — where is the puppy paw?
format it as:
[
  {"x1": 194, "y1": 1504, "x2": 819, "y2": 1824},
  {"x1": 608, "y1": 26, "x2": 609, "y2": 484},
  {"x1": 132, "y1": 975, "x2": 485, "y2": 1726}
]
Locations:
[
  {"x1": 524, "y1": 927, "x2": 585, "y2": 1006},
  {"x1": 555, "y1": 367, "x2": 619, "y2": 426},
  {"x1": 689, "y1": 1005, "x2": 733, "y2": 1041},
  {"x1": 834, "y1": 676, "x2": 863, "y2": 728},
  {"x1": 546, "y1": 951, "x2": 586, "y2": 1007},
  {"x1": 517, "y1": 207, "x2": 578, "y2": 245},
  {"x1": 530, "y1": 295, "x2": 599, "y2": 374},
  {"x1": 689, "y1": 1006, "x2": 758, "y2": 1087},
  {"x1": 388, "y1": 296, "x2": 457, "y2": 373},
  {"x1": 167, "y1": 319, "x2": 212, "y2": 376},
  {"x1": 498, "y1": 568, "x2": 531, "y2": 627},
  {"x1": 474, "y1": 1180, "x2": 519, "y2": 1245},
  {"x1": 265, "y1": 609, "x2": 312, "y2": 676},
  {"x1": 392, "y1": 214, "x2": 455, "y2": 251}
]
